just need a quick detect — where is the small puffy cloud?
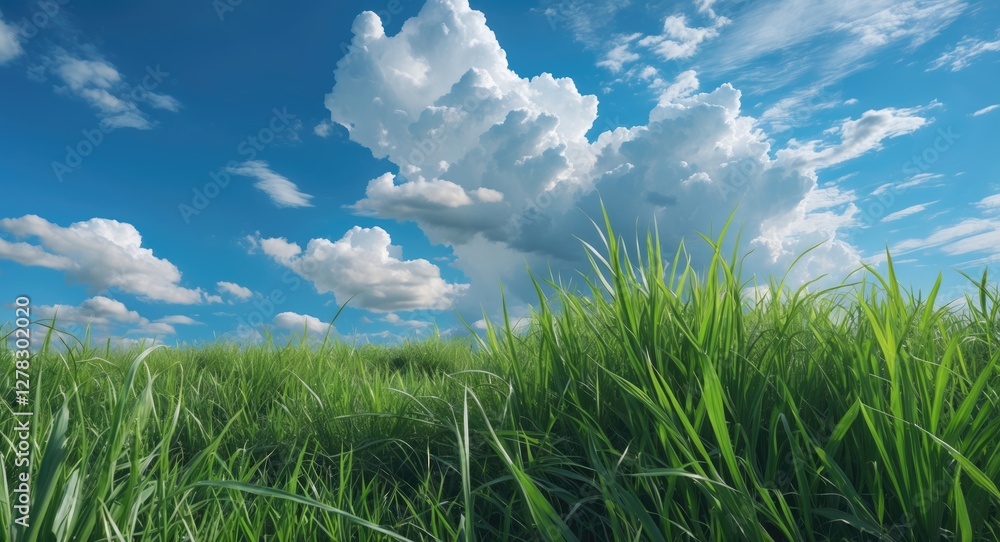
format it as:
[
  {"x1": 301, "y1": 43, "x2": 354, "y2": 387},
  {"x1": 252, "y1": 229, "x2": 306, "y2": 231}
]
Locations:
[
  {"x1": 972, "y1": 104, "x2": 999, "y2": 117},
  {"x1": 929, "y1": 36, "x2": 1000, "y2": 71},
  {"x1": 34, "y1": 296, "x2": 198, "y2": 337},
  {"x1": 638, "y1": 14, "x2": 727, "y2": 61},
  {"x1": 36, "y1": 296, "x2": 143, "y2": 326},
  {"x1": 0, "y1": 215, "x2": 209, "y2": 304},
  {"x1": 381, "y1": 312, "x2": 434, "y2": 329},
  {"x1": 155, "y1": 315, "x2": 201, "y2": 325},
  {"x1": 274, "y1": 312, "x2": 334, "y2": 335},
  {"x1": 252, "y1": 226, "x2": 469, "y2": 312},
  {"x1": 217, "y1": 281, "x2": 253, "y2": 300},
  {"x1": 314, "y1": 120, "x2": 334, "y2": 137},
  {"x1": 0, "y1": 11, "x2": 23, "y2": 65},
  {"x1": 49, "y1": 52, "x2": 180, "y2": 129},
  {"x1": 226, "y1": 160, "x2": 314, "y2": 208},
  {"x1": 882, "y1": 201, "x2": 937, "y2": 223}
]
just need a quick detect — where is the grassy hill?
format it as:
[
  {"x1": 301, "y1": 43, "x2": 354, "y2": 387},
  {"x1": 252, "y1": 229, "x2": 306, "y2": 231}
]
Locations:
[{"x1": 3, "y1": 219, "x2": 999, "y2": 541}]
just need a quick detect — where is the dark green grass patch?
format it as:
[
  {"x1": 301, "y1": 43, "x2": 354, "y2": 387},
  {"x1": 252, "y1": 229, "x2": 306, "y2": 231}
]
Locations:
[{"x1": 2, "y1": 213, "x2": 998, "y2": 540}]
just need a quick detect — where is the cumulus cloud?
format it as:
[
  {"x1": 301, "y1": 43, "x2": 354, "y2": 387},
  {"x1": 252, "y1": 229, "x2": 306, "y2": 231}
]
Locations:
[
  {"x1": 0, "y1": 215, "x2": 210, "y2": 304},
  {"x1": 226, "y1": 160, "x2": 314, "y2": 208},
  {"x1": 34, "y1": 296, "x2": 197, "y2": 337},
  {"x1": 217, "y1": 281, "x2": 253, "y2": 300},
  {"x1": 274, "y1": 312, "x2": 334, "y2": 335},
  {"x1": 251, "y1": 226, "x2": 469, "y2": 312},
  {"x1": 929, "y1": 35, "x2": 1000, "y2": 71},
  {"x1": 0, "y1": 12, "x2": 23, "y2": 64},
  {"x1": 350, "y1": 172, "x2": 506, "y2": 243},
  {"x1": 320, "y1": 0, "x2": 925, "y2": 310},
  {"x1": 48, "y1": 52, "x2": 180, "y2": 129}
]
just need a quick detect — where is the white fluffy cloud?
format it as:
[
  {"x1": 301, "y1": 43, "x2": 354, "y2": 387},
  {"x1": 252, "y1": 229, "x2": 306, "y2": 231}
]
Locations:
[
  {"x1": 350, "y1": 172, "x2": 506, "y2": 243},
  {"x1": 320, "y1": 0, "x2": 929, "y2": 310},
  {"x1": 0, "y1": 12, "x2": 23, "y2": 64},
  {"x1": 0, "y1": 215, "x2": 210, "y2": 304},
  {"x1": 226, "y1": 160, "x2": 314, "y2": 208},
  {"x1": 314, "y1": 120, "x2": 334, "y2": 137},
  {"x1": 34, "y1": 296, "x2": 198, "y2": 337},
  {"x1": 49, "y1": 52, "x2": 181, "y2": 129},
  {"x1": 638, "y1": 14, "x2": 727, "y2": 61},
  {"x1": 217, "y1": 281, "x2": 253, "y2": 300},
  {"x1": 274, "y1": 312, "x2": 334, "y2": 335},
  {"x1": 929, "y1": 36, "x2": 1000, "y2": 71},
  {"x1": 250, "y1": 226, "x2": 469, "y2": 312}
]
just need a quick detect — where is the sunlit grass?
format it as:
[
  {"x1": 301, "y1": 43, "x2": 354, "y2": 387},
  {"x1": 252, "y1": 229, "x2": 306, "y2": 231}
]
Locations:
[{"x1": 2, "y1": 211, "x2": 998, "y2": 540}]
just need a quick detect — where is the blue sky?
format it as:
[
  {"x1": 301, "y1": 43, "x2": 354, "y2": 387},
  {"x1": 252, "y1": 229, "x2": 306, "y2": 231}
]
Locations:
[{"x1": 1, "y1": 0, "x2": 998, "y2": 345}]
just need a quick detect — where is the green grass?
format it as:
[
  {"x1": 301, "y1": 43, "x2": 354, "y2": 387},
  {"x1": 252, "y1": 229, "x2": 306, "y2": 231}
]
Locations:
[{"x1": 2, "y1": 213, "x2": 999, "y2": 541}]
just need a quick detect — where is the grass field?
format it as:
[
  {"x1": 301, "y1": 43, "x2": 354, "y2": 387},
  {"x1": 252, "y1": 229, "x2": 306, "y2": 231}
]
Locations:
[{"x1": 3, "y1": 216, "x2": 999, "y2": 541}]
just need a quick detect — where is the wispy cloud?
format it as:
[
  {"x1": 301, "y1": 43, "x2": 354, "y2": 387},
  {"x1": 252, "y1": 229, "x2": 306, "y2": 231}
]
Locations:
[
  {"x1": 596, "y1": 33, "x2": 642, "y2": 72},
  {"x1": 882, "y1": 201, "x2": 937, "y2": 222},
  {"x1": 975, "y1": 194, "x2": 1000, "y2": 213},
  {"x1": 539, "y1": 0, "x2": 633, "y2": 46},
  {"x1": 703, "y1": 0, "x2": 966, "y2": 92},
  {"x1": 776, "y1": 105, "x2": 932, "y2": 172},
  {"x1": 46, "y1": 51, "x2": 180, "y2": 129},
  {"x1": 929, "y1": 35, "x2": 1000, "y2": 71},
  {"x1": 226, "y1": 160, "x2": 314, "y2": 208},
  {"x1": 0, "y1": 11, "x2": 23, "y2": 64},
  {"x1": 874, "y1": 173, "x2": 947, "y2": 196},
  {"x1": 972, "y1": 104, "x2": 1000, "y2": 117}
]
